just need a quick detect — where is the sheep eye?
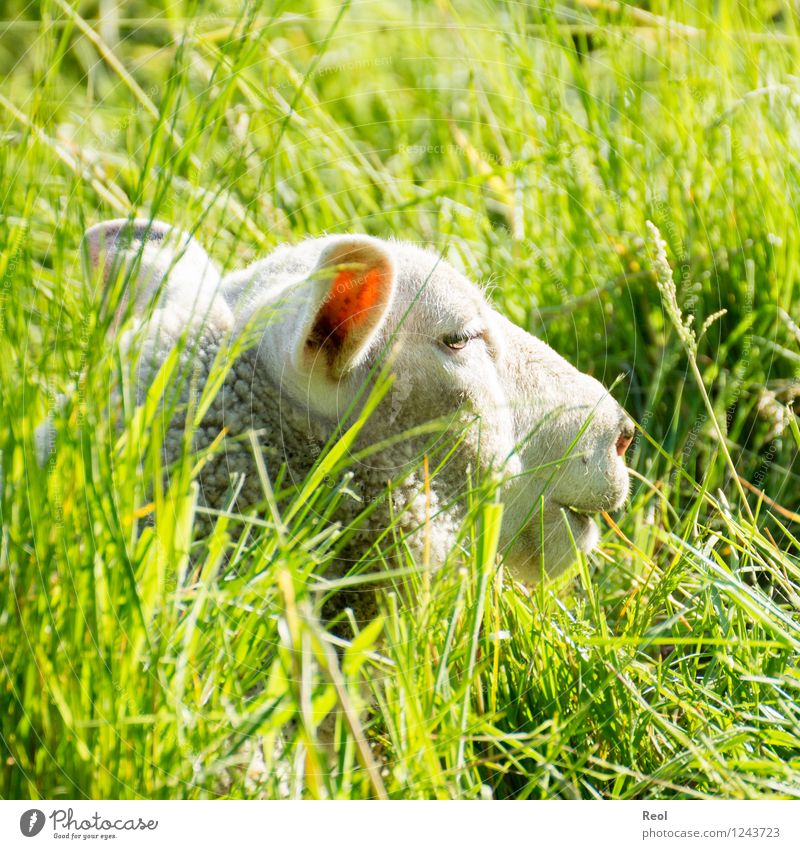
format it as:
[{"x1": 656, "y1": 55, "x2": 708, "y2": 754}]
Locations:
[{"x1": 442, "y1": 331, "x2": 475, "y2": 351}]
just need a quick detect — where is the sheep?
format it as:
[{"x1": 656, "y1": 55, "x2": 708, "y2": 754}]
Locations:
[{"x1": 82, "y1": 219, "x2": 634, "y2": 610}]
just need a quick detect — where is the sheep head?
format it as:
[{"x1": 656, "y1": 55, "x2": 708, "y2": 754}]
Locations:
[{"x1": 85, "y1": 219, "x2": 634, "y2": 582}]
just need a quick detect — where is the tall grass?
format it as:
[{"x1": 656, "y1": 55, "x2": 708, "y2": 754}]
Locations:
[{"x1": 1, "y1": 0, "x2": 800, "y2": 799}]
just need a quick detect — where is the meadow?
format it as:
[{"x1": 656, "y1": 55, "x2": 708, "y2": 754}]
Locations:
[{"x1": 2, "y1": 0, "x2": 800, "y2": 799}]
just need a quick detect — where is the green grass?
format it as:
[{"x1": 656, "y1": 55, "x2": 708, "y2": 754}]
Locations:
[{"x1": 2, "y1": 0, "x2": 800, "y2": 799}]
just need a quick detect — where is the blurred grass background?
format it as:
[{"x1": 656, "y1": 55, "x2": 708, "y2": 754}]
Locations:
[{"x1": 2, "y1": 0, "x2": 800, "y2": 799}]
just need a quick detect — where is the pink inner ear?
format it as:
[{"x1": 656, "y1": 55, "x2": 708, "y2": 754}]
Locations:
[
  {"x1": 328, "y1": 268, "x2": 383, "y2": 329},
  {"x1": 310, "y1": 266, "x2": 386, "y2": 353}
]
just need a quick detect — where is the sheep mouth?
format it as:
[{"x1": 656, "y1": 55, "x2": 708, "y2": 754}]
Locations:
[
  {"x1": 556, "y1": 489, "x2": 627, "y2": 516},
  {"x1": 555, "y1": 503, "x2": 600, "y2": 542},
  {"x1": 548, "y1": 502, "x2": 601, "y2": 556},
  {"x1": 557, "y1": 502, "x2": 597, "y2": 519}
]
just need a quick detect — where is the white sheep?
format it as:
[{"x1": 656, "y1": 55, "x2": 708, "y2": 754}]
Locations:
[{"x1": 82, "y1": 219, "x2": 634, "y2": 600}]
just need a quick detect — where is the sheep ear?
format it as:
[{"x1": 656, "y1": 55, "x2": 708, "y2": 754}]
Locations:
[
  {"x1": 83, "y1": 218, "x2": 172, "y2": 284},
  {"x1": 82, "y1": 218, "x2": 221, "y2": 314},
  {"x1": 299, "y1": 237, "x2": 395, "y2": 378}
]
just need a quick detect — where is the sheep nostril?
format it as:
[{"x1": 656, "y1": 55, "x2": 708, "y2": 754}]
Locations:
[{"x1": 615, "y1": 418, "x2": 635, "y2": 457}]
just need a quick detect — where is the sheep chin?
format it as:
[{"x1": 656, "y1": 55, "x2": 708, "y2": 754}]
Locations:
[
  {"x1": 501, "y1": 503, "x2": 600, "y2": 585},
  {"x1": 557, "y1": 504, "x2": 601, "y2": 553}
]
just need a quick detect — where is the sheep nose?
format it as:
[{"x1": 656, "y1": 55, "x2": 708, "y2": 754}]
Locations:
[{"x1": 615, "y1": 415, "x2": 635, "y2": 457}]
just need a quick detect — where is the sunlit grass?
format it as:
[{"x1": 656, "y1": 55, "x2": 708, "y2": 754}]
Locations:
[{"x1": 1, "y1": 0, "x2": 800, "y2": 799}]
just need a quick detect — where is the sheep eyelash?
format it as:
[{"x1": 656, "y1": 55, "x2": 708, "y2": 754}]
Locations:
[{"x1": 441, "y1": 329, "x2": 484, "y2": 351}]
